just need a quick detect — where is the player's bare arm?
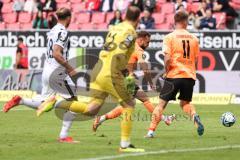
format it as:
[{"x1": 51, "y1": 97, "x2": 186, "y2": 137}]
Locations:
[{"x1": 52, "y1": 44, "x2": 75, "y2": 75}]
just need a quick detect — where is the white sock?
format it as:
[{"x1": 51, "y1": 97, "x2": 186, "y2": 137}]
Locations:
[
  {"x1": 161, "y1": 115, "x2": 167, "y2": 121},
  {"x1": 120, "y1": 140, "x2": 130, "y2": 148},
  {"x1": 59, "y1": 111, "x2": 77, "y2": 139},
  {"x1": 99, "y1": 115, "x2": 106, "y2": 124},
  {"x1": 147, "y1": 130, "x2": 154, "y2": 135},
  {"x1": 20, "y1": 98, "x2": 42, "y2": 110}
]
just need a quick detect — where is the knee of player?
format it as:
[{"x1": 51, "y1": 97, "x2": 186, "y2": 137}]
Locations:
[
  {"x1": 180, "y1": 100, "x2": 190, "y2": 107},
  {"x1": 138, "y1": 97, "x2": 149, "y2": 103},
  {"x1": 84, "y1": 109, "x2": 98, "y2": 116},
  {"x1": 121, "y1": 100, "x2": 136, "y2": 108}
]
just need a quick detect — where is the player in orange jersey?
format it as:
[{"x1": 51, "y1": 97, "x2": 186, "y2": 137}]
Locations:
[
  {"x1": 145, "y1": 11, "x2": 204, "y2": 138},
  {"x1": 93, "y1": 31, "x2": 175, "y2": 132}
]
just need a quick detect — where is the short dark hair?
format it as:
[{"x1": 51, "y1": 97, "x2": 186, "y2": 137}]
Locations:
[
  {"x1": 125, "y1": 6, "x2": 141, "y2": 22},
  {"x1": 56, "y1": 8, "x2": 71, "y2": 20},
  {"x1": 174, "y1": 11, "x2": 189, "y2": 23},
  {"x1": 18, "y1": 37, "x2": 23, "y2": 42},
  {"x1": 176, "y1": 4, "x2": 184, "y2": 11},
  {"x1": 137, "y1": 31, "x2": 151, "y2": 38}
]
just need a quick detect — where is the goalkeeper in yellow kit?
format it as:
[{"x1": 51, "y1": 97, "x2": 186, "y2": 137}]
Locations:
[{"x1": 37, "y1": 6, "x2": 144, "y2": 152}]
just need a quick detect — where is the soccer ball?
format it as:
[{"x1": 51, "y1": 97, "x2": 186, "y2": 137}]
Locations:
[{"x1": 221, "y1": 112, "x2": 236, "y2": 127}]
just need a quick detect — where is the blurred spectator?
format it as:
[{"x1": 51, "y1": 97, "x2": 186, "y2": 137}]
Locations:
[
  {"x1": 213, "y1": 0, "x2": 238, "y2": 17},
  {"x1": 196, "y1": 1, "x2": 208, "y2": 19},
  {"x1": 187, "y1": 11, "x2": 197, "y2": 30},
  {"x1": 175, "y1": 0, "x2": 187, "y2": 11},
  {"x1": 0, "y1": 0, "x2": 3, "y2": 22},
  {"x1": 206, "y1": 0, "x2": 214, "y2": 10},
  {"x1": 139, "y1": 9, "x2": 155, "y2": 29},
  {"x1": 113, "y1": 0, "x2": 130, "y2": 12},
  {"x1": 43, "y1": 0, "x2": 56, "y2": 12},
  {"x1": 15, "y1": 37, "x2": 28, "y2": 69},
  {"x1": 13, "y1": 0, "x2": 24, "y2": 12},
  {"x1": 86, "y1": 0, "x2": 101, "y2": 11},
  {"x1": 13, "y1": 0, "x2": 24, "y2": 21},
  {"x1": 32, "y1": 11, "x2": 48, "y2": 29},
  {"x1": 131, "y1": 0, "x2": 144, "y2": 11},
  {"x1": 199, "y1": 9, "x2": 216, "y2": 29},
  {"x1": 109, "y1": 10, "x2": 123, "y2": 26},
  {"x1": 176, "y1": 4, "x2": 185, "y2": 12},
  {"x1": 143, "y1": 0, "x2": 156, "y2": 13},
  {"x1": 100, "y1": 0, "x2": 114, "y2": 12},
  {"x1": 24, "y1": 0, "x2": 39, "y2": 13},
  {"x1": 36, "y1": 0, "x2": 43, "y2": 11},
  {"x1": 47, "y1": 14, "x2": 57, "y2": 29},
  {"x1": 213, "y1": 0, "x2": 238, "y2": 29}
]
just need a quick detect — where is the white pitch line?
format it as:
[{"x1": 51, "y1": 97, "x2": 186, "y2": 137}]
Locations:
[{"x1": 79, "y1": 145, "x2": 240, "y2": 160}]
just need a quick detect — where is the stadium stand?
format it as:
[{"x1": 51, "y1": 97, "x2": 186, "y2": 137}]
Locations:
[{"x1": 0, "y1": 0, "x2": 239, "y2": 30}]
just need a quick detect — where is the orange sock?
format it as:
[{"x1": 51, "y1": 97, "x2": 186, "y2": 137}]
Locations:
[
  {"x1": 143, "y1": 100, "x2": 154, "y2": 113},
  {"x1": 105, "y1": 106, "x2": 123, "y2": 119},
  {"x1": 149, "y1": 106, "x2": 163, "y2": 131},
  {"x1": 182, "y1": 104, "x2": 196, "y2": 119}
]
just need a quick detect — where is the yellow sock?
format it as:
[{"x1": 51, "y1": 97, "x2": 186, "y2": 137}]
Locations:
[
  {"x1": 121, "y1": 107, "x2": 134, "y2": 142},
  {"x1": 69, "y1": 101, "x2": 88, "y2": 113}
]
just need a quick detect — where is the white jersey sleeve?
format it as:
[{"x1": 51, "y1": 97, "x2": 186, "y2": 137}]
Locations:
[{"x1": 45, "y1": 23, "x2": 70, "y2": 69}]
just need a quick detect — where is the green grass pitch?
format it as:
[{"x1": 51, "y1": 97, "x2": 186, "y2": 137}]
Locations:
[{"x1": 0, "y1": 102, "x2": 240, "y2": 160}]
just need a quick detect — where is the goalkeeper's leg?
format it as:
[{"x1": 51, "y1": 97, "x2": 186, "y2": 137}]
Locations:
[{"x1": 119, "y1": 99, "x2": 144, "y2": 152}]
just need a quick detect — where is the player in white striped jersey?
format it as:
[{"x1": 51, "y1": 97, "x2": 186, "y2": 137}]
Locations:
[{"x1": 3, "y1": 8, "x2": 78, "y2": 143}]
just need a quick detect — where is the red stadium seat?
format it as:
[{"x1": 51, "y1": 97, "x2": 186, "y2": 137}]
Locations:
[
  {"x1": 157, "y1": 0, "x2": 166, "y2": 3},
  {"x1": 96, "y1": 23, "x2": 108, "y2": 30},
  {"x1": 6, "y1": 23, "x2": 20, "y2": 30},
  {"x1": 70, "y1": 14, "x2": 76, "y2": 23},
  {"x1": 18, "y1": 12, "x2": 32, "y2": 23},
  {"x1": 79, "y1": 23, "x2": 96, "y2": 30},
  {"x1": 161, "y1": 3, "x2": 175, "y2": 14},
  {"x1": 20, "y1": 23, "x2": 33, "y2": 30},
  {"x1": 72, "y1": 3, "x2": 86, "y2": 13},
  {"x1": 0, "y1": 22, "x2": 6, "y2": 30},
  {"x1": 152, "y1": 13, "x2": 165, "y2": 24},
  {"x1": 232, "y1": 0, "x2": 240, "y2": 4},
  {"x1": 166, "y1": 13, "x2": 174, "y2": 25},
  {"x1": 230, "y1": 2, "x2": 240, "y2": 10},
  {"x1": 1, "y1": 0, "x2": 11, "y2": 3},
  {"x1": 106, "y1": 12, "x2": 114, "y2": 23},
  {"x1": 57, "y1": 2, "x2": 71, "y2": 9},
  {"x1": 155, "y1": 23, "x2": 170, "y2": 30},
  {"x1": 91, "y1": 12, "x2": 106, "y2": 24},
  {"x1": 56, "y1": 0, "x2": 67, "y2": 3},
  {"x1": 2, "y1": 3, "x2": 13, "y2": 13},
  {"x1": 76, "y1": 13, "x2": 90, "y2": 24},
  {"x1": 70, "y1": 0, "x2": 82, "y2": 3},
  {"x1": 3, "y1": 13, "x2": 17, "y2": 23},
  {"x1": 68, "y1": 23, "x2": 79, "y2": 30},
  {"x1": 213, "y1": 12, "x2": 226, "y2": 29},
  {"x1": 189, "y1": 3, "x2": 200, "y2": 13}
]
